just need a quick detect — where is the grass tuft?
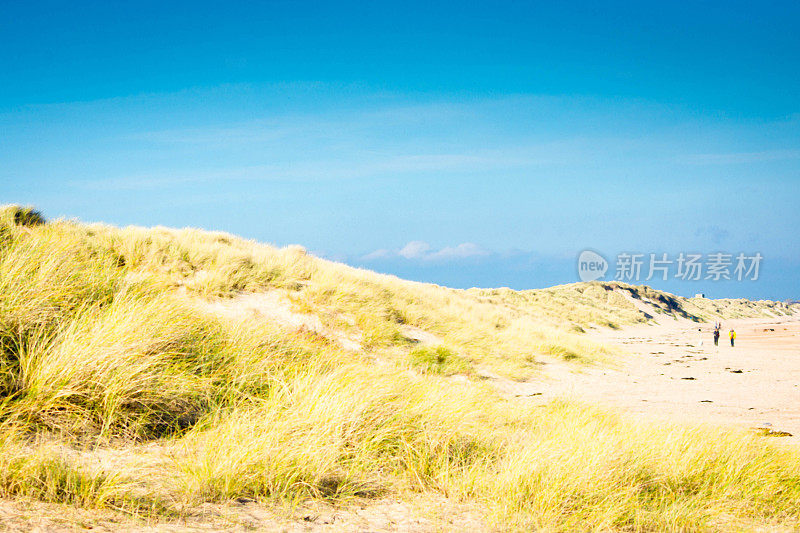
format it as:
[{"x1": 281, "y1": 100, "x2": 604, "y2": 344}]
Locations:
[
  {"x1": 0, "y1": 205, "x2": 46, "y2": 228},
  {"x1": 408, "y1": 346, "x2": 471, "y2": 375}
]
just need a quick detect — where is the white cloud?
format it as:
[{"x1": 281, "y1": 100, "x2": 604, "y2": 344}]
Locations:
[
  {"x1": 429, "y1": 242, "x2": 490, "y2": 260},
  {"x1": 398, "y1": 241, "x2": 432, "y2": 259},
  {"x1": 364, "y1": 241, "x2": 489, "y2": 262},
  {"x1": 361, "y1": 248, "x2": 393, "y2": 260}
]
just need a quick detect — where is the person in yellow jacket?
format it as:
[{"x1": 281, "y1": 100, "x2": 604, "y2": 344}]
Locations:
[{"x1": 729, "y1": 329, "x2": 736, "y2": 347}]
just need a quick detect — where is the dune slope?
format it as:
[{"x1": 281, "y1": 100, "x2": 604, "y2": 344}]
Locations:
[{"x1": 0, "y1": 206, "x2": 798, "y2": 532}]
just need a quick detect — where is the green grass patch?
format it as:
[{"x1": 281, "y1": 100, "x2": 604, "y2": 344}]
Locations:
[{"x1": 408, "y1": 346, "x2": 471, "y2": 375}]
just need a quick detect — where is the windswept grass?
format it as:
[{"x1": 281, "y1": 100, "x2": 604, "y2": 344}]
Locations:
[
  {"x1": 174, "y1": 367, "x2": 496, "y2": 504},
  {"x1": 173, "y1": 375, "x2": 800, "y2": 531},
  {"x1": 0, "y1": 205, "x2": 798, "y2": 530},
  {"x1": 12, "y1": 292, "x2": 220, "y2": 438}
]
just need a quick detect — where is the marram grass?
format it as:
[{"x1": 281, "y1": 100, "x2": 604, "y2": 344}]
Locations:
[{"x1": 0, "y1": 205, "x2": 798, "y2": 531}]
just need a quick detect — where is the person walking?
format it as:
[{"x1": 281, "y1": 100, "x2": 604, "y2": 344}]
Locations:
[
  {"x1": 729, "y1": 329, "x2": 736, "y2": 347},
  {"x1": 713, "y1": 327, "x2": 720, "y2": 346}
]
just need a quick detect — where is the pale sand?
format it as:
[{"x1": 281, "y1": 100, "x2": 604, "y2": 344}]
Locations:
[{"x1": 519, "y1": 315, "x2": 800, "y2": 443}]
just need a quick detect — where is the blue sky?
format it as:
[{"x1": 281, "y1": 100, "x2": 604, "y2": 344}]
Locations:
[{"x1": 2, "y1": 1, "x2": 799, "y2": 299}]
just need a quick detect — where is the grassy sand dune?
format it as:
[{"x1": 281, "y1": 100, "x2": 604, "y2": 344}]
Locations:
[{"x1": 1, "y1": 205, "x2": 799, "y2": 531}]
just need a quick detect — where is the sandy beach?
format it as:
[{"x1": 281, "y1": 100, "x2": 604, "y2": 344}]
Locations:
[{"x1": 521, "y1": 315, "x2": 800, "y2": 444}]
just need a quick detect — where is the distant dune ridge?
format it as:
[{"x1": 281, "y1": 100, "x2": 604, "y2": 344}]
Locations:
[{"x1": 0, "y1": 204, "x2": 798, "y2": 531}]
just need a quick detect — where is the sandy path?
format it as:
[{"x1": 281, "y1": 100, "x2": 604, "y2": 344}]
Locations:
[
  {"x1": 519, "y1": 316, "x2": 800, "y2": 443},
  {"x1": 0, "y1": 497, "x2": 487, "y2": 532}
]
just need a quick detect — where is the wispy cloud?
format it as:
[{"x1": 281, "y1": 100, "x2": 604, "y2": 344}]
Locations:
[
  {"x1": 69, "y1": 149, "x2": 554, "y2": 191},
  {"x1": 130, "y1": 122, "x2": 304, "y2": 146},
  {"x1": 677, "y1": 149, "x2": 800, "y2": 165},
  {"x1": 70, "y1": 95, "x2": 647, "y2": 192},
  {"x1": 695, "y1": 225, "x2": 730, "y2": 245}
]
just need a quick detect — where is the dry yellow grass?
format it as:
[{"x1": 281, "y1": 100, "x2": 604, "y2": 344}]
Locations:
[{"x1": 1, "y1": 205, "x2": 799, "y2": 531}]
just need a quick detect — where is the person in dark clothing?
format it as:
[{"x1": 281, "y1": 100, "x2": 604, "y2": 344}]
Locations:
[{"x1": 713, "y1": 328, "x2": 720, "y2": 346}]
